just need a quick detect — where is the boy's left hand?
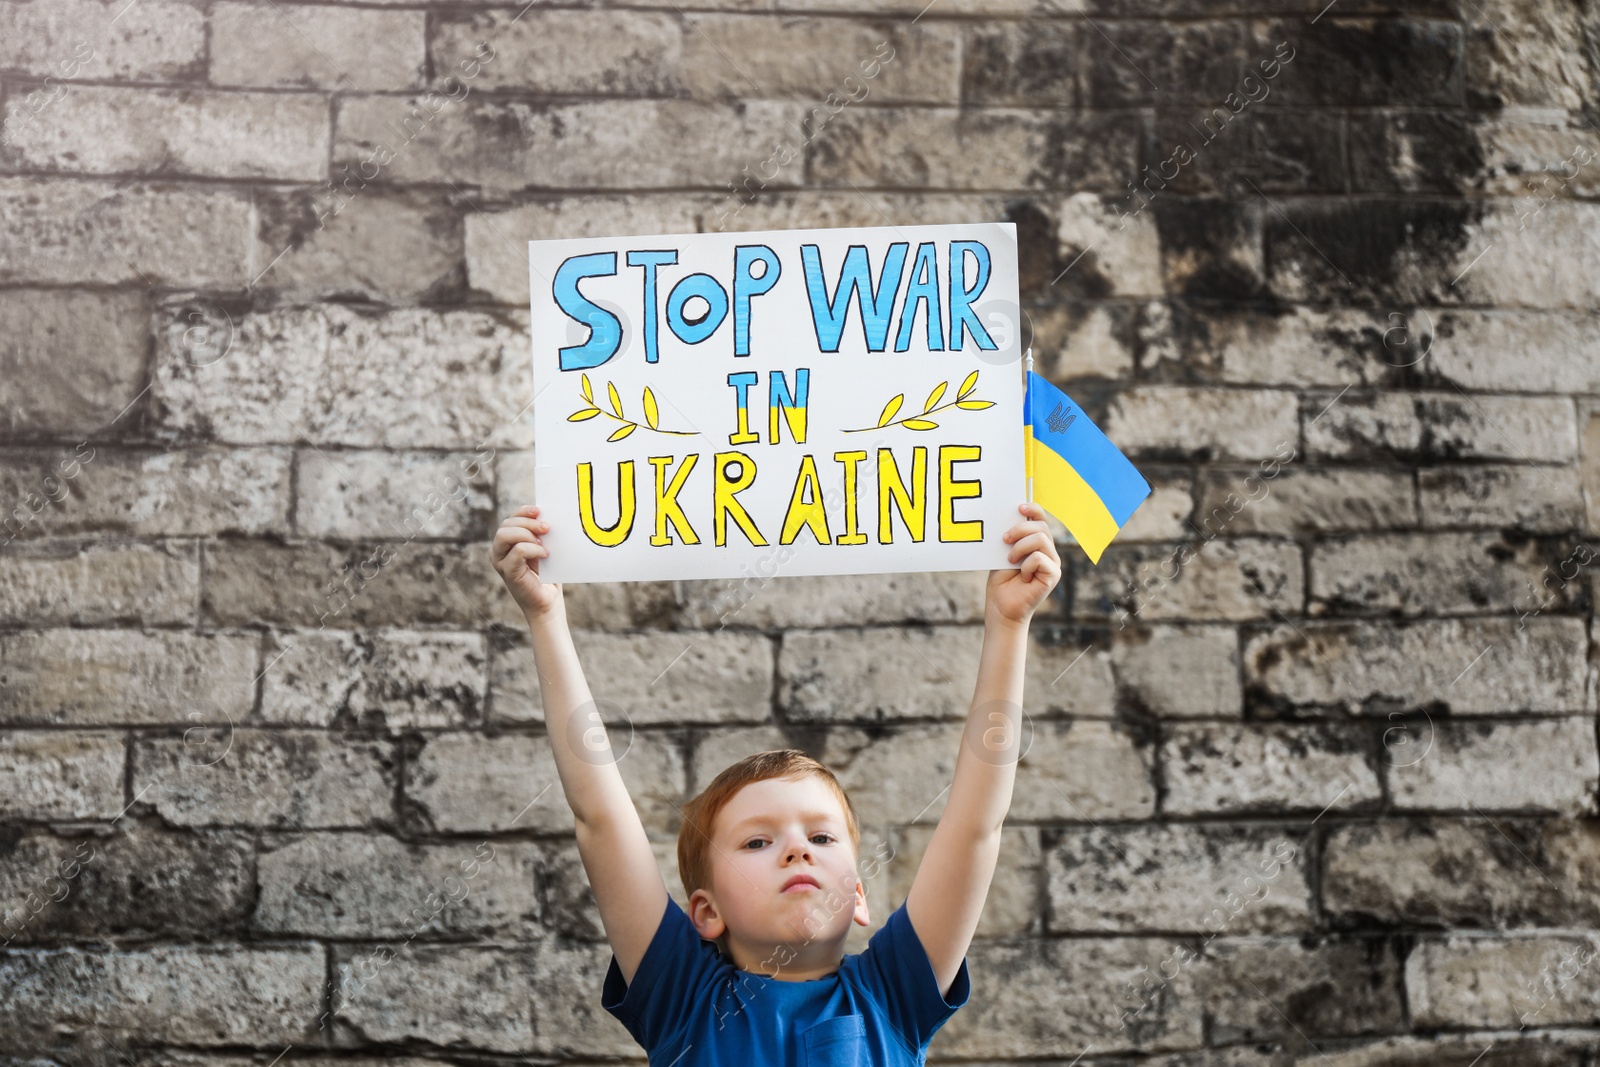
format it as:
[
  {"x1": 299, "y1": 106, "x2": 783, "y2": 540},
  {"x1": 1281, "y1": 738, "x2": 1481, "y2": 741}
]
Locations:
[{"x1": 987, "y1": 501, "x2": 1062, "y2": 626}]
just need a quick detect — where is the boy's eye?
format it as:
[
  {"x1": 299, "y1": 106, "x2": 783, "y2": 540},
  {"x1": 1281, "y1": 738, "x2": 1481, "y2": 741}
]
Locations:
[{"x1": 811, "y1": 834, "x2": 834, "y2": 845}]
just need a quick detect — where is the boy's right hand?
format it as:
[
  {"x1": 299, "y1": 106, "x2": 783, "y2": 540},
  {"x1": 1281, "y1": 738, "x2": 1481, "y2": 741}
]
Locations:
[{"x1": 491, "y1": 505, "x2": 562, "y2": 619}]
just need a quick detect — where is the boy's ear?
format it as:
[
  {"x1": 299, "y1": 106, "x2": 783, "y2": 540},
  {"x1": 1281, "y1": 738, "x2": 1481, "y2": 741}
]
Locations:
[
  {"x1": 688, "y1": 888, "x2": 728, "y2": 942},
  {"x1": 852, "y1": 875, "x2": 870, "y2": 928}
]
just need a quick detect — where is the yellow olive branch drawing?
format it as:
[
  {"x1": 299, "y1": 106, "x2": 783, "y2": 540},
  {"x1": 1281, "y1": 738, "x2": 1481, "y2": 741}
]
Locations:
[
  {"x1": 842, "y1": 369, "x2": 995, "y2": 433},
  {"x1": 567, "y1": 373, "x2": 698, "y2": 442}
]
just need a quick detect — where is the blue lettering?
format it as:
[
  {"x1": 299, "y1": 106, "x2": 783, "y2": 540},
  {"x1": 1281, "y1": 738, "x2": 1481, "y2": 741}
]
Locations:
[
  {"x1": 667, "y1": 273, "x2": 730, "y2": 345},
  {"x1": 554, "y1": 251, "x2": 621, "y2": 371},
  {"x1": 893, "y1": 242, "x2": 944, "y2": 353},
  {"x1": 626, "y1": 249, "x2": 678, "y2": 364},
  {"x1": 801, "y1": 242, "x2": 908, "y2": 353},
  {"x1": 948, "y1": 240, "x2": 996, "y2": 351},
  {"x1": 733, "y1": 244, "x2": 781, "y2": 358}
]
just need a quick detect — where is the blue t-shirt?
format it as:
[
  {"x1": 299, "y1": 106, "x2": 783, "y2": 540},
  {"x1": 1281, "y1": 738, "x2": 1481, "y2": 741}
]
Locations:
[{"x1": 601, "y1": 893, "x2": 971, "y2": 1065}]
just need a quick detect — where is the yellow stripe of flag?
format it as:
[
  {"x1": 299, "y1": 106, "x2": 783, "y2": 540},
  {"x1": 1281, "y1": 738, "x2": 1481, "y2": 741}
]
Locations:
[{"x1": 1025, "y1": 423, "x2": 1121, "y2": 564}]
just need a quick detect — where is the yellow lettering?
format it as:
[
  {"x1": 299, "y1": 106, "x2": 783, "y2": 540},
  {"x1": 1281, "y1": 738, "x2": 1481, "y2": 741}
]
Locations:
[
  {"x1": 768, "y1": 369, "x2": 809, "y2": 444},
  {"x1": 648, "y1": 454, "x2": 700, "y2": 546},
  {"x1": 576, "y1": 461, "x2": 635, "y2": 547},
  {"x1": 938, "y1": 444, "x2": 983, "y2": 542},
  {"x1": 780, "y1": 454, "x2": 831, "y2": 545},
  {"x1": 832, "y1": 450, "x2": 868, "y2": 545},
  {"x1": 713, "y1": 451, "x2": 766, "y2": 546},
  {"x1": 877, "y1": 446, "x2": 927, "y2": 543}
]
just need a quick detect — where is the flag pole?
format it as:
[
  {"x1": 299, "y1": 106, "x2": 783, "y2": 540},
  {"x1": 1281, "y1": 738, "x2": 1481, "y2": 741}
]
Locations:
[{"x1": 1024, "y1": 347, "x2": 1034, "y2": 505}]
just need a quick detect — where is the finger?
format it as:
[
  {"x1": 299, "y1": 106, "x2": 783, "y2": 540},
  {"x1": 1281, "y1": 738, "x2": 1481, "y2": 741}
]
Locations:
[
  {"x1": 1009, "y1": 531, "x2": 1051, "y2": 563},
  {"x1": 1020, "y1": 551, "x2": 1041, "y2": 583},
  {"x1": 514, "y1": 505, "x2": 541, "y2": 518},
  {"x1": 501, "y1": 516, "x2": 549, "y2": 534},
  {"x1": 1002, "y1": 519, "x2": 1048, "y2": 542},
  {"x1": 1021, "y1": 549, "x2": 1052, "y2": 584},
  {"x1": 507, "y1": 541, "x2": 549, "y2": 566},
  {"x1": 494, "y1": 525, "x2": 541, "y2": 552},
  {"x1": 492, "y1": 527, "x2": 541, "y2": 566}
]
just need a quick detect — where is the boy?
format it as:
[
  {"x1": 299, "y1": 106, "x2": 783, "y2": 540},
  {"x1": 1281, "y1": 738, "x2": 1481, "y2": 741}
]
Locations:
[{"x1": 491, "y1": 501, "x2": 1062, "y2": 1064}]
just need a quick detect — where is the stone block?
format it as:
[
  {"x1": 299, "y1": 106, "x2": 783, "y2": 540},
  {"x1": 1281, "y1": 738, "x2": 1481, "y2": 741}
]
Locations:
[
  {"x1": 134, "y1": 730, "x2": 396, "y2": 829},
  {"x1": 151, "y1": 304, "x2": 533, "y2": 450},
  {"x1": 1306, "y1": 391, "x2": 1577, "y2": 463},
  {"x1": 1045, "y1": 824, "x2": 1311, "y2": 934},
  {"x1": 1194, "y1": 467, "x2": 1416, "y2": 537},
  {"x1": 1049, "y1": 192, "x2": 1164, "y2": 297},
  {"x1": 809, "y1": 108, "x2": 1136, "y2": 193},
  {"x1": 0, "y1": 944, "x2": 323, "y2": 1048},
  {"x1": 1102, "y1": 387, "x2": 1298, "y2": 462},
  {"x1": 404, "y1": 729, "x2": 687, "y2": 836},
  {"x1": 0, "y1": 290, "x2": 147, "y2": 439},
  {"x1": 1388, "y1": 718, "x2": 1598, "y2": 815},
  {"x1": 1408, "y1": 933, "x2": 1600, "y2": 1028},
  {"x1": 211, "y1": 2, "x2": 424, "y2": 90},
  {"x1": 780, "y1": 625, "x2": 983, "y2": 723},
  {"x1": 1077, "y1": 538, "x2": 1304, "y2": 623},
  {"x1": 5, "y1": 86, "x2": 328, "y2": 180},
  {"x1": 295, "y1": 449, "x2": 493, "y2": 541},
  {"x1": 492, "y1": 629, "x2": 773, "y2": 727},
  {"x1": 1111, "y1": 623, "x2": 1241, "y2": 718},
  {"x1": 0, "y1": 629, "x2": 257, "y2": 726},
  {"x1": 1427, "y1": 309, "x2": 1600, "y2": 393},
  {"x1": 0, "y1": 821, "x2": 251, "y2": 941},
  {"x1": 677, "y1": 570, "x2": 987, "y2": 631},
  {"x1": 1243, "y1": 617, "x2": 1589, "y2": 715},
  {"x1": 0, "y1": 178, "x2": 252, "y2": 287},
  {"x1": 200, "y1": 539, "x2": 519, "y2": 630},
  {"x1": 1083, "y1": 21, "x2": 1256, "y2": 107},
  {"x1": 0, "y1": 732, "x2": 124, "y2": 821},
  {"x1": 431, "y1": 9, "x2": 679, "y2": 95},
  {"x1": 962, "y1": 21, "x2": 1079, "y2": 107},
  {"x1": 1162, "y1": 723, "x2": 1380, "y2": 816},
  {"x1": 678, "y1": 15, "x2": 959, "y2": 103},
  {"x1": 252, "y1": 188, "x2": 463, "y2": 304},
  {"x1": 1419, "y1": 464, "x2": 1583, "y2": 532},
  {"x1": 334, "y1": 96, "x2": 805, "y2": 192},
  {"x1": 0, "y1": 446, "x2": 292, "y2": 539},
  {"x1": 255, "y1": 833, "x2": 536, "y2": 939},
  {"x1": 0, "y1": 541, "x2": 198, "y2": 626},
  {"x1": 1310, "y1": 532, "x2": 1576, "y2": 617},
  {"x1": 887, "y1": 824, "x2": 1041, "y2": 937},
  {"x1": 0, "y1": 0, "x2": 204, "y2": 83},
  {"x1": 1323, "y1": 817, "x2": 1600, "y2": 929},
  {"x1": 528, "y1": 937, "x2": 638, "y2": 1056},
  {"x1": 1022, "y1": 626, "x2": 1119, "y2": 717},
  {"x1": 935, "y1": 935, "x2": 1204, "y2": 1056},
  {"x1": 330, "y1": 943, "x2": 531, "y2": 1052},
  {"x1": 1014, "y1": 720, "x2": 1157, "y2": 821},
  {"x1": 260, "y1": 629, "x2": 487, "y2": 730},
  {"x1": 1201, "y1": 936, "x2": 1405, "y2": 1044}
]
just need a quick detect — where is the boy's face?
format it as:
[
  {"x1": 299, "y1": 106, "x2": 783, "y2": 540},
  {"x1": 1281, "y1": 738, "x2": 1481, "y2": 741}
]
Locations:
[{"x1": 687, "y1": 773, "x2": 869, "y2": 973}]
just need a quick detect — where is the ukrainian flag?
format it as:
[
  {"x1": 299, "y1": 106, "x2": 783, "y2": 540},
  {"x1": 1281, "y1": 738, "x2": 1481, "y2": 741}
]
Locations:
[{"x1": 1024, "y1": 369, "x2": 1150, "y2": 565}]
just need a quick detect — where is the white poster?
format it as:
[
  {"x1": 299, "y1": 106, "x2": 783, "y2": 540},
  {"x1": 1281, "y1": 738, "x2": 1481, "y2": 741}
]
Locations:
[{"x1": 528, "y1": 222, "x2": 1025, "y2": 584}]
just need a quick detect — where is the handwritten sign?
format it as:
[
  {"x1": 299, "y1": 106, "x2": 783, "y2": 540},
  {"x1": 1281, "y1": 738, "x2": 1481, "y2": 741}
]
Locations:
[{"x1": 528, "y1": 222, "x2": 1025, "y2": 584}]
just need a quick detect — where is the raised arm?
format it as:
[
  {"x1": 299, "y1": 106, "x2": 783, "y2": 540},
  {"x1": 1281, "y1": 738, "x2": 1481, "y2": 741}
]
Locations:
[
  {"x1": 492, "y1": 506, "x2": 668, "y2": 984},
  {"x1": 905, "y1": 502, "x2": 1061, "y2": 998}
]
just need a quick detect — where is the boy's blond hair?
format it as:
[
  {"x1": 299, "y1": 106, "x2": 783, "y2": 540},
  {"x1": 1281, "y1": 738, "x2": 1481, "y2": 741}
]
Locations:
[{"x1": 677, "y1": 749, "x2": 862, "y2": 904}]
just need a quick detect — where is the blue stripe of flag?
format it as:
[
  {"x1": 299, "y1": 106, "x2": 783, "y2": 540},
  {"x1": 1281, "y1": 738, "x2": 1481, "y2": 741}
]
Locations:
[{"x1": 1025, "y1": 371, "x2": 1149, "y2": 525}]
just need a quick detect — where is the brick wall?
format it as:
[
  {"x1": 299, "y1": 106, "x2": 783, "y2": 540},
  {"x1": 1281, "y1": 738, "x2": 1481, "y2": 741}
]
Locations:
[{"x1": 2, "y1": 0, "x2": 1598, "y2": 1063}]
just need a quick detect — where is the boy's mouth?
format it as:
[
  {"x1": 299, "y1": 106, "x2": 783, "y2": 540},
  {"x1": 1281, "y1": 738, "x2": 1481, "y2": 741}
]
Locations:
[{"x1": 781, "y1": 874, "x2": 821, "y2": 893}]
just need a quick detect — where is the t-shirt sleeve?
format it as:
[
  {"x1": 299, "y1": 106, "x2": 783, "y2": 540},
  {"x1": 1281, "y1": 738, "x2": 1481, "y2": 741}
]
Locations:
[
  {"x1": 600, "y1": 894, "x2": 723, "y2": 1052},
  {"x1": 851, "y1": 900, "x2": 972, "y2": 1051}
]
